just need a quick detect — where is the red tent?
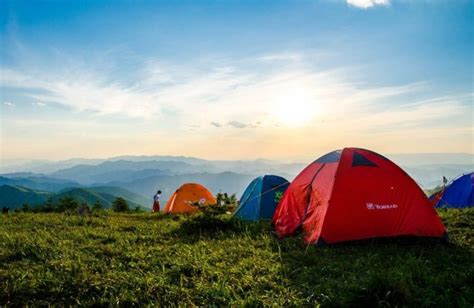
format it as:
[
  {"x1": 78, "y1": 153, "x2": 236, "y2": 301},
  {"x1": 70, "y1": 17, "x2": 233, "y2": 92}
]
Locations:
[{"x1": 273, "y1": 148, "x2": 447, "y2": 245}]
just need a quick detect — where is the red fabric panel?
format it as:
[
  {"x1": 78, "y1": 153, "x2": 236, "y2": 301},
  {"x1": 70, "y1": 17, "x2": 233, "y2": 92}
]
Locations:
[
  {"x1": 302, "y1": 163, "x2": 338, "y2": 244},
  {"x1": 319, "y1": 148, "x2": 446, "y2": 244},
  {"x1": 273, "y1": 162, "x2": 324, "y2": 237}
]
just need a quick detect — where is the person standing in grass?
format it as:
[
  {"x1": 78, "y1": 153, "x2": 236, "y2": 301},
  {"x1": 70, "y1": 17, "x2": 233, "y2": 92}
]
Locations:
[{"x1": 152, "y1": 190, "x2": 162, "y2": 213}]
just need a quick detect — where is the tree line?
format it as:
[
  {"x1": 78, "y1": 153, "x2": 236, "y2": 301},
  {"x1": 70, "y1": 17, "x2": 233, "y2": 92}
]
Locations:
[
  {"x1": 3, "y1": 192, "x2": 238, "y2": 215},
  {"x1": 4, "y1": 196, "x2": 140, "y2": 214}
]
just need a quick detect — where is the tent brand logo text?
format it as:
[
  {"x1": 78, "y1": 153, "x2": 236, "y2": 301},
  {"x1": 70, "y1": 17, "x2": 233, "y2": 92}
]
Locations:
[{"x1": 366, "y1": 203, "x2": 398, "y2": 210}]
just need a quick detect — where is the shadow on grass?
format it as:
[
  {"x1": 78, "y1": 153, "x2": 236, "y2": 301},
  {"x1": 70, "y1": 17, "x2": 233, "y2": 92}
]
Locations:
[
  {"x1": 161, "y1": 210, "x2": 474, "y2": 305},
  {"x1": 271, "y1": 234, "x2": 474, "y2": 307},
  {"x1": 165, "y1": 213, "x2": 274, "y2": 243},
  {"x1": 114, "y1": 212, "x2": 181, "y2": 222}
]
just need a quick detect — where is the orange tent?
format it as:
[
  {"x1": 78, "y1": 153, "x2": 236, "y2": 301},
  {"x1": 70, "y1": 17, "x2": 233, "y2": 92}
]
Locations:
[{"x1": 163, "y1": 183, "x2": 216, "y2": 214}]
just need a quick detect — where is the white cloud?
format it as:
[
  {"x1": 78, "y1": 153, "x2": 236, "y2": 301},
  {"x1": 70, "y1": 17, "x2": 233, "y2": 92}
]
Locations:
[
  {"x1": 2, "y1": 101, "x2": 14, "y2": 106},
  {"x1": 33, "y1": 102, "x2": 46, "y2": 107},
  {"x1": 256, "y1": 52, "x2": 303, "y2": 63},
  {"x1": 347, "y1": 0, "x2": 390, "y2": 9}
]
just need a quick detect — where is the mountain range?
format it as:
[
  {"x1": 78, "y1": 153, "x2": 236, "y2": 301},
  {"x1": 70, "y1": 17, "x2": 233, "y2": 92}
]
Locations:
[
  {"x1": 0, "y1": 175, "x2": 81, "y2": 192},
  {"x1": 0, "y1": 153, "x2": 472, "y2": 208}
]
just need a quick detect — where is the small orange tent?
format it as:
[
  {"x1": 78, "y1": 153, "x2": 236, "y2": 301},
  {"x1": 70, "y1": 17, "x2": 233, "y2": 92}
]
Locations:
[{"x1": 163, "y1": 183, "x2": 216, "y2": 214}]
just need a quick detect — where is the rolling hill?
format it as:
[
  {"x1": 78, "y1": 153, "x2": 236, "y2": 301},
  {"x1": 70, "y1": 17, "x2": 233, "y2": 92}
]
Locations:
[
  {"x1": 0, "y1": 185, "x2": 53, "y2": 208},
  {"x1": 87, "y1": 186, "x2": 150, "y2": 207},
  {"x1": 0, "y1": 185, "x2": 150, "y2": 210}
]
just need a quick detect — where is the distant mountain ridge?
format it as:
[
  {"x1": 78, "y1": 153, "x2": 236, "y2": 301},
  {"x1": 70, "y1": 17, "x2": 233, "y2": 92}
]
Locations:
[
  {"x1": 0, "y1": 154, "x2": 472, "y2": 202},
  {"x1": 49, "y1": 160, "x2": 219, "y2": 185},
  {"x1": 104, "y1": 171, "x2": 262, "y2": 203},
  {"x1": 2, "y1": 152, "x2": 472, "y2": 174},
  {"x1": 0, "y1": 176, "x2": 81, "y2": 192}
]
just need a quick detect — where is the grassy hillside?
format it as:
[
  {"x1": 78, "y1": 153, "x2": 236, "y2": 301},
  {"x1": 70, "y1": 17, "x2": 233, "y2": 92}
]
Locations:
[
  {"x1": 55, "y1": 188, "x2": 146, "y2": 209},
  {"x1": 0, "y1": 185, "x2": 52, "y2": 208},
  {"x1": 87, "y1": 186, "x2": 150, "y2": 207},
  {"x1": 0, "y1": 185, "x2": 149, "y2": 210},
  {"x1": 54, "y1": 188, "x2": 116, "y2": 207},
  {"x1": 0, "y1": 209, "x2": 472, "y2": 306}
]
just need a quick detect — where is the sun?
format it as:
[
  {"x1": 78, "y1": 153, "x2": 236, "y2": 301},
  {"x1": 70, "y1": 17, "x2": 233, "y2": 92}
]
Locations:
[{"x1": 273, "y1": 86, "x2": 317, "y2": 127}]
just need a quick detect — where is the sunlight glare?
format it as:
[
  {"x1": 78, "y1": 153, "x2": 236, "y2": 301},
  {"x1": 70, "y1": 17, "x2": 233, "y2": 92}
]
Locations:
[{"x1": 273, "y1": 86, "x2": 317, "y2": 127}]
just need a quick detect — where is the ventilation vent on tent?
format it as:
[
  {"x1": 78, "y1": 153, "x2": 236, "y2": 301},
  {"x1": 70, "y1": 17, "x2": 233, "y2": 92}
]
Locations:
[
  {"x1": 314, "y1": 150, "x2": 342, "y2": 163},
  {"x1": 352, "y1": 152, "x2": 378, "y2": 167},
  {"x1": 365, "y1": 149, "x2": 391, "y2": 161}
]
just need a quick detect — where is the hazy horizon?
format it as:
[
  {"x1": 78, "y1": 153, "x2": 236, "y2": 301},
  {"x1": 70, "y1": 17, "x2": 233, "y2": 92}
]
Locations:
[
  {"x1": 1, "y1": 151, "x2": 473, "y2": 161},
  {"x1": 2, "y1": 151, "x2": 473, "y2": 169}
]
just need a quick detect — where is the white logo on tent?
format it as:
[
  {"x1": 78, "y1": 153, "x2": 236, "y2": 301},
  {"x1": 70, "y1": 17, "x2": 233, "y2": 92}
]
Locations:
[{"x1": 366, "y1": 202, "x2": 398, "y2": 210}]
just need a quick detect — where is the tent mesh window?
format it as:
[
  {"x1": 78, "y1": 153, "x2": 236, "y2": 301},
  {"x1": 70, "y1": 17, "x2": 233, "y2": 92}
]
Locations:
[{"x1": 351, "y1": 152, "x2": 378, "y2": 167}]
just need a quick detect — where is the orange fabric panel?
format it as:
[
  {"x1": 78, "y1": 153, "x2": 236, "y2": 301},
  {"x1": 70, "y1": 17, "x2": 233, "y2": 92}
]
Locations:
[{"x1": 163, "y1": 183, "x2": 216, "y2": 214}]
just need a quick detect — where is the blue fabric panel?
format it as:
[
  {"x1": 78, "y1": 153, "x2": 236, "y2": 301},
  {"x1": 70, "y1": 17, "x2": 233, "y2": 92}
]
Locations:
[
  {"x1": 314, "y1": 150, "x2": 342, "y2": 163},
  {"x1": 259, "y1": 175, "x2": 290, "y2": 219},
  {"x1": 239, "y1": 177, "x2": 260, "y2": 207},
  {"x1": 234, "y1": 177, "x2": 263, "y2": 220},
  {"x1": 437, "y1": 173, "x2": 474, "y2": 208},
  {"x1": 234, "y1": 175, "x2": 290, "y2": 220}
]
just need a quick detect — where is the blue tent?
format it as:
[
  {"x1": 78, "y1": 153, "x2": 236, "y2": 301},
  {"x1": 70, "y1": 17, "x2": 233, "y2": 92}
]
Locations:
[
  {"x1": 234, "y1": 175, "x2": 289, "y2": 220},
  {"x1": 435, "y1": 172, "x2": 474, "y2": 208}
]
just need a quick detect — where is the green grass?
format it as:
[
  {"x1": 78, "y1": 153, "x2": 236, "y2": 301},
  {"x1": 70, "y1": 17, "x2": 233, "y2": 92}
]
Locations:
[{"x1": 0, "y1": 209, "x2": 473, "y2": 306}]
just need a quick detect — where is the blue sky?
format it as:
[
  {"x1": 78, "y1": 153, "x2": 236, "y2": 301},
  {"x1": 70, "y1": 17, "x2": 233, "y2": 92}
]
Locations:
[{"x1": 0, "y1": 0, "x2": 472, "y2": 161}]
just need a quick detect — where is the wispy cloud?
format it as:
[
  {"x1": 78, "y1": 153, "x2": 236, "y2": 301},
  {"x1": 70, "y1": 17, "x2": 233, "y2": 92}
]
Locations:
[
  {"x1": 344, "y1": 97, "x2": 471, "y2": 133},
  {"x1": 0, "y1": 60, "x2": 255, "y2": 119},
  {"x1": 2, "y1": 101, "x2": 14, "y2": 107},
  {"x1": 256, "y1": 52, "x2": 303, "y2": 63},
  {"x1": 347, "y1": 0, "x2": 390, "y2": 9},
  {"x1": 33, "y1": 102, "x2": 46, "y2": 107},
  {"x1": 0, "y1": 51, "x2": 470, "y2": 139},
  {"x1": 227, "y1": 121, "x2": 247, "y2": 129}
]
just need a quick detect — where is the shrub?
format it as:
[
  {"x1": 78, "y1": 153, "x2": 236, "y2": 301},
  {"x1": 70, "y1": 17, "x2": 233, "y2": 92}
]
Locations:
[
  {"x1": 43, "y1": 197, "x2": 55, "y2": 212},
  {"x1": 215, "y1": 192, "x2": 238, "y2": 212},
  {"x1": 92, "y1": 200, "x2": 103, "y2": 212},
  {"x1": 112, "y1": 197, "x2": 129, "y2": 212},
  {"x1": 180, "y1": 197, "x2": 239, "y2": 235},
  {"x1": 21, "y1": 203, "x2": 31, "y2": 212},
  {"x1": 57, "y1": 196, "x2": 79, "y2": 212}
]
